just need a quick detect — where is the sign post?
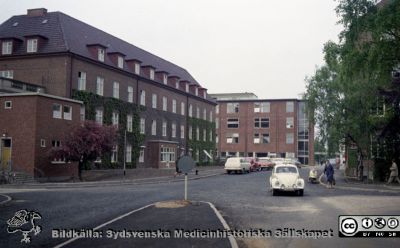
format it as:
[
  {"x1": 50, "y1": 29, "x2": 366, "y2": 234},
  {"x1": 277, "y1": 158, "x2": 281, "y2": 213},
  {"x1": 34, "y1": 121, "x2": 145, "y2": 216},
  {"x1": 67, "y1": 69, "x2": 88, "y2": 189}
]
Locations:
[{"x1": 177, "y1": 156, "x2": 195, "y2": 201}]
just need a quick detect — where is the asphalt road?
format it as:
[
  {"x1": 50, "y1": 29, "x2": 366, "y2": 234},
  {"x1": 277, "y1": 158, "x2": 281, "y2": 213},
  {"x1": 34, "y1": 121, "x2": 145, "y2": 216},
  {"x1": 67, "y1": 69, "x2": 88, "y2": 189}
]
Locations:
[{"x1": 1, "y1": 167, "x2": 399, "y2": 248}]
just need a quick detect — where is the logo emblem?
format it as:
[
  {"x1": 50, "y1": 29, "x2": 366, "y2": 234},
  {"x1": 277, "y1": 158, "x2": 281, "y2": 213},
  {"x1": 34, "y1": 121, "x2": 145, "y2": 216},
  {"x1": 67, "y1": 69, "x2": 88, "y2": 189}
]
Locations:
[
  {"x1": 6, "y1": 209, "x2": 42, "y2": 243},
  {"x1": 387, "y1": 218, "x2": 399, "y2": 229},
  {"x1": 374, "y1": 218, "x2": 386, "y2": 229},
  {"x1": 361, "y1": 218, "x2": 373, "y2": 229},
  {"x1": 341, "y1": 218, "x2": 358, "y2": 235}
]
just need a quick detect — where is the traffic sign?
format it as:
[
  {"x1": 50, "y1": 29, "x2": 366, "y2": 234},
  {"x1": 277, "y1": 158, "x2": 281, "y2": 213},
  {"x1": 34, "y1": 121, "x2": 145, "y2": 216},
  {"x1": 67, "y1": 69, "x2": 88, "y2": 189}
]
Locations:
[{"x1": 177, "y1": 155, "x2": 195, "y2": 174}]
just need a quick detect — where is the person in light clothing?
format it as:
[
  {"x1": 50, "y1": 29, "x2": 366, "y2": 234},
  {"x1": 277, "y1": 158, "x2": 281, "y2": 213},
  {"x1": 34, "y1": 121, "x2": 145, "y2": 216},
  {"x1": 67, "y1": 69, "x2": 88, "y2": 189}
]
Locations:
[{"x1": 386, "y1": 159, "x2": 400, "y2": 185}]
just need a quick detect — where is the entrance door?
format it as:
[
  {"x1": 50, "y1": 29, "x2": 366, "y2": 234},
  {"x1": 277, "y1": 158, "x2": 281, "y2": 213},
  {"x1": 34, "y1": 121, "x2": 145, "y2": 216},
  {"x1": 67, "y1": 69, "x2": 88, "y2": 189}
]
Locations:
[{"x1": 1, "y1": 138, "x2": 12, "y2": 171}]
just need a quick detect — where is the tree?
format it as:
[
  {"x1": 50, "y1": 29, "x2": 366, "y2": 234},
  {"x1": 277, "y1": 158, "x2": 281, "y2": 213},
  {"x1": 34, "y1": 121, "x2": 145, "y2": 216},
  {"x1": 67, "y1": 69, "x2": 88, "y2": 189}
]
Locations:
[
  {"x1": 51, "y1": 120, "x2": 118, "y2": 180},
  {"x1": 305, "y1": 0, "x2": 400, "y2": 179}
]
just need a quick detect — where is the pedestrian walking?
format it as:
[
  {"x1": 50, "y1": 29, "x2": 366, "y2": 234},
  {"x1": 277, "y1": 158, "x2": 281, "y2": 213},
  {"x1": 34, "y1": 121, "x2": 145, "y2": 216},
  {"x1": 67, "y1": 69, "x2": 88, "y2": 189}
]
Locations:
[
  {"x1": 386, "y1": 159, "x2": 400, "y2": 185},
  {"x1": 325, "y1": 161, "x2": 335, "y2": 189}
]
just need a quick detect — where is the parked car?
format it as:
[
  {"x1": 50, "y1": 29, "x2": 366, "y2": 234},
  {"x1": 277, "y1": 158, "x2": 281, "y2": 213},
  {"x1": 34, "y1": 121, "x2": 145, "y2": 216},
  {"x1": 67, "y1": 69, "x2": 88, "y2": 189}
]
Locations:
[
  {"x1": 246, "y1": 158, "x2": 261, "y2": 172},
  {"x1": 257, "y1": 157, "x2": 275, "y2": 170},
  {"x1": 284, "y1": 158, "x2": 302, "y2": 168},
  {"x1": 269, "y1": 164, "x2": 305, "y2": 196},
  {"x1": 224, "y1": 157, "x2": 251, "y2": 174}
]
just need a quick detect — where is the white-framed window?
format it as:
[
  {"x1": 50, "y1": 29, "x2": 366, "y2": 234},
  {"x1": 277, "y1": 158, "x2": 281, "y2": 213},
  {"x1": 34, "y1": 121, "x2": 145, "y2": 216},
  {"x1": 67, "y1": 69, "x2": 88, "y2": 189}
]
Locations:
[
  {"x1": 160, "y1": 147, "x2": 176, "y2": 162},
  {"x1": 113, "y1": 82, "x2": 119, "y2": 99},
  {"x1": 209, "y1": 131, "x2": 213, "y2": 141},
  {"x1": 196, "y1": 107, "x2": 200, "y2": 119},
  {"x1": 189, "y1": 126, "x2": 192, "y2": 140},
  {"x1": 162, "y1": 121, "x2": 167, "y2": 137},
  {"x1": 96, "y1": 77, "x2": 104, "y2": 96},
  {"x1": 111, "y1": 145, "x2": 118, "y2": 163},
  {"x1": 172, "y1": 122, "x2": 176, "y2": 138},
  {"x1": 117, "y1": 56, "x2": 124, "y2": 69},
  {"x1": 286, "y1": 117, "x2": 294, "y2": 128},
  {"x1": 254, "y1": 103, "x2": 260, "y2": 113},
  {"x1": 98, "y1": 48, "x2": 105, "y2": 62},
  {"x1": 227, "y1": 103, "x2": 239, "y2": 113},
  {"x1": 189, "y1": 104, "x2": 193, "y2": 117},
  {"x1": 0, "y1": 70, "x2": 13, "y2": 79},
  {"x1": 134, "y1": 63, "x2": 140, "y2": 75},
  {"x1": 286, "y1": 133, "x2": 294, "y2": 144},
  {"x1": 203, "y1": 109, "x2": 207, "y2": 120},
  {"x1": 203, "y1": 91, "x2": 207, "y2": 99},
  {"x1": 151, "y1": 120, "x2": 157, "y2": 135},
  {"x1": 180, "y1": 125, "x2": 185, "y2": 139},
  {"x1": 209, "y1": 111, "x2": 213, "y2": 122},
  {"x1": 162, "y1": 96, "x2": 167, "y2": 111},
  {"x1": 175, "y1": 81, "x2": 179, "y2": 89},
  {"x1": 140, "y1": 118, "x2": 145, "y2": 134},
  {"x1": 128, "y1": 86, "x2": 133, "y2": 103},
  {"x1": 127, "y1": 114, "x2": 133, "y2": 132},
  {"x1": 226, "y1": 133, "x2": 239, "y2": 144},
  {"x1": 112, "y1": 111, "x2": 119, "y2": 127},
  {"x1": 80, "y1": 106, "x2": 85, "y2": 121},
  {"x1": 40, "y1": 139, "x2": 46, "y2": 147},
  {"x1": 4, "y1": 101, "x2": 12, "y2": 109},
  {"x1": 254, "y1": 118, "x2": 269, "y2": 128},
  {"x1": 152, "y1": 94, "x2": 157, "y2": 109},
  {"x1": 286, "y1": 101, "x2": 294, "y2": 113},
  {"x1": 149, "y1": 69, "x2": 155, "y2": 80},
  {"x1": 78, "y1": 71, "x2": 86, "y2": 91},
  {"x1": 261, "y1": 102, "x2": 270, "y2": 113},
  {"x1": 254, "y1": 133, "x2": 260, "y2": 144},
  {"x1": 195, "y1": 87, "x2": 198, "y2": 96},
  {"x1": 215, "y1": 118, "x2": 219, "y2": 129},
  {"x1": 203, "y1": 129, "x2": 206, "y2": 141},
  {"x1": 63, "y1": 105, "x2": 72, "y2": 120},
  {"x1": 95, "y1": 109, "x2": 103, "y2": 124},
  {"x1": 172, "y1": 99, "x2": 177, "y2": 113},
  {"x1": 227, "y1": 118, "x2": 239, "y2": 128},
  {"x1": 185, "y1": 84, "x2": 189, "y2": 93},
  {"x1": 2, "y1": 41, "x2": 12, "y2": 55},
  {"x1": 139, "y1": 148, "x2": 145, "y2": 162},
  {"x1": 163, "y1": 74, "x2": 168, "y2": 84},
  {"x1": 196, "y1": 127, "x2": 200, "y2": 140},
  {"x1": 181, "y1": 102, "x2": 185, "y2": 116},
  {"x1": 216, "y1": 105, "x2": 219, "y2": 114},
  {"x1": 27, "y1": 38, "x2": 38, "y2": 53},
  {"x1": 126, "y1": 144, "x2": 132, "y2": 163},
  {"x1": 216, "y1": 134, "x2": 219, "y2": 143},
  {"x1": 53, "y1": 104, "x2": 62, "y2": 119},
  {"x1": 140, "y1": 90, "x2": 146, "y2": 106}
]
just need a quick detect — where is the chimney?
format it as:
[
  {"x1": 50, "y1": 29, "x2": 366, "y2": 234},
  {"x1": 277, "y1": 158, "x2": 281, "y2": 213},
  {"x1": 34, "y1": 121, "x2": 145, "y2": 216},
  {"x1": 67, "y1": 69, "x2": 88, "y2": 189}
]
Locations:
[{"x1": 27, "y1": 8, "x2": 48, "y2": 17}]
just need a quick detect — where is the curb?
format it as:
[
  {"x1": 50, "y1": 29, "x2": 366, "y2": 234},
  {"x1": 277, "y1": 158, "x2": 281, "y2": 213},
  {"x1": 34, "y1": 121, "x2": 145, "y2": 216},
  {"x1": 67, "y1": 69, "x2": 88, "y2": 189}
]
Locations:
[
  {"x1": 0, "y1": 172, "x2": 225, "y2": 189},
  {"x1": 0, "y1": 193, "x2": 12, "y2": 205},
  {"x1": 54, "y1": 200, "x2": 237, "y2": 248}
]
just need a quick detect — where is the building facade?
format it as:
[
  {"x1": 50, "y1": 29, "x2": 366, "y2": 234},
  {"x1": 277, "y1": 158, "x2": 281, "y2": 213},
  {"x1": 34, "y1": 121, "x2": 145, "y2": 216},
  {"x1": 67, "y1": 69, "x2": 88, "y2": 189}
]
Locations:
[
  {"x1": 211, "y1": 93, "x2": 314, "y2": 165},
  {"x1": 0, "y1": 8, "x2": 215, "y2": 178}
]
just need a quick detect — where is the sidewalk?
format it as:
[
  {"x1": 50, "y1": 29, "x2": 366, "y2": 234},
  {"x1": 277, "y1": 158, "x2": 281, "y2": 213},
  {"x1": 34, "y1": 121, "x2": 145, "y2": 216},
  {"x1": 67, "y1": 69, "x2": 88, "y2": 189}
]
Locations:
[
  {"x1": 318, "y1": 167, "x2": 400, "y2": 192},
  {"x1": 54, "y1": 200, "x2": 236, "y2": 248},
  {"x1": 0, "y1": 167, "x2": 225, "y2": 189}
]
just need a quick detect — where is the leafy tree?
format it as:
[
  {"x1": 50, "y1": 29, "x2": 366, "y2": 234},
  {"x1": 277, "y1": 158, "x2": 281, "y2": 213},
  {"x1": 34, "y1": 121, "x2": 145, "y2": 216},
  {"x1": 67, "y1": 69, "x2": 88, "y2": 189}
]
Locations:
[
  {"x1": 305, "y1": 0, "x2": 400, "y2": 179},
  {"x1": 51, "y1": 121, "x2": 118, "y2": 180}
]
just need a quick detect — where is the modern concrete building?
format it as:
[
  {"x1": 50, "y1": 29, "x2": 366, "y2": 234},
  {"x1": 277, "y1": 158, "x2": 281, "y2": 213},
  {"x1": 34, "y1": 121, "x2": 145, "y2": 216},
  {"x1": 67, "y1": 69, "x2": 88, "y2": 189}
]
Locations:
[
  {"x1": 211, "y1": 93, "x2": 314, "y2": 165},
  {"x1": 0, "y1": 8, "x2": 216, "y2": 179}
]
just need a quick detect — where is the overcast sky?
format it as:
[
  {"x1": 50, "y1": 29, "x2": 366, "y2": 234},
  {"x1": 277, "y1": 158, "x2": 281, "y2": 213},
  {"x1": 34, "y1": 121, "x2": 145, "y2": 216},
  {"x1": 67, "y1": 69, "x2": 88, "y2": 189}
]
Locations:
[{"x1": 0, "y1": 0, "x2": 342, "y2": 99}]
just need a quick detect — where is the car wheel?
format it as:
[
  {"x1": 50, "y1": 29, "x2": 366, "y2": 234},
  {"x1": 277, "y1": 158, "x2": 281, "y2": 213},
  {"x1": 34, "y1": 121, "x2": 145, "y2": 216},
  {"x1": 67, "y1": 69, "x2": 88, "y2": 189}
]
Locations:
[
  {"x1": 272, "y1": 189, "x2": 278, "y2": 196},
  {"x1": 227, "y1": 170, "x2": 231, "y2": 174},
  {"x1": 298, "y1": 189, "x2": 304, "y2": 196}
]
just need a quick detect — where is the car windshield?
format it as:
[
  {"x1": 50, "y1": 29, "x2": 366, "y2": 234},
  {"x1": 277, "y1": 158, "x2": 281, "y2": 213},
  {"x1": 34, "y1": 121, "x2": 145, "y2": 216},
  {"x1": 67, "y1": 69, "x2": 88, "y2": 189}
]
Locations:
[{"x1": 276, "y1": 167, "x2": 297, "y2": 173}]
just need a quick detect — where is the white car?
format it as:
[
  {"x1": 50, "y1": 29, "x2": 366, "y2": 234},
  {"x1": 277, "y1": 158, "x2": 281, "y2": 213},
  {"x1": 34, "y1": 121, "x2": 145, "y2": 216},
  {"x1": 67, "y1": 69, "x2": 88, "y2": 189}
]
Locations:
[
  {"x1": 224, "y1": 157, "x2": 251, "y2": 174},
  {"x1": 269, "y1": 164, "x2": 305, "y2": 196}
]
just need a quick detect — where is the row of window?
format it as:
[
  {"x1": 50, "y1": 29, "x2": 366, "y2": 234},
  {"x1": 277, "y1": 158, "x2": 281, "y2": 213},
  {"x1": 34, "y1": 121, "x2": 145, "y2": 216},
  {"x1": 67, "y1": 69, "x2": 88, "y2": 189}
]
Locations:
[
  {"x1": 218, "y1": 117, "x2": 294, "y2": 129},
  {"x1": 216, "y1": 101, "x2": 295, "y2": 114},
  {"x1": 1, "y1": 39, "x2": 38, "y2": 55},
  {"x1": 220, "y1": 133, "x2": 294, "y2": 144},
  {"x1": 77, "y1": 72, "x2": 213, "y2": 122}
]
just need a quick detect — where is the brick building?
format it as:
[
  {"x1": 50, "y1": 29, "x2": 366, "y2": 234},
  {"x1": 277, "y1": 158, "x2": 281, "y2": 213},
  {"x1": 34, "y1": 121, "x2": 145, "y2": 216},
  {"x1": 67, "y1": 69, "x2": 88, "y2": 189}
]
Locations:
[
  {"x1": 211, "y1": 93, "x2": 314, "y2": 165},
  {"x1": 0, "y1": 8, "x2": 215, "y2": 179}
]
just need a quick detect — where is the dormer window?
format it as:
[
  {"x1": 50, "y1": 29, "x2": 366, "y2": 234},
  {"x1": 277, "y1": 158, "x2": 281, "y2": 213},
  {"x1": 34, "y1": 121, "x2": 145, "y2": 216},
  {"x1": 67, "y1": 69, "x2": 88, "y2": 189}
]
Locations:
[
  {"x1": 150, "y1": 69, "x2": 155, "y2": 80},
  {"x1": 185, "y1": 84, "x2": 189, "y2": 93},
  {"x1": 2, "y1": 41, "x2": 12, "y2": 55},
  {"x1": 117, "y1": 56, "x2": 124, "y2": 68},
  {"x1": 163, "y1": 74, "x2": 168, "y2": 84},
  {"x1": 195, "y1": 87, "x2": 199, "y2": 96},
  {"x1": 135, "y1": 63, "x2": 140, "y2": 74},
  {"x1": 98, "y1": 48, "x2": 105, "y2": 62},
  {"x1": 176, "y1": 81, "x2": 179, "y2": 89},
  {"x1": 203, "y1": 91, "x2": 206, "y2": 99},
  {"x1": 27, "y1": 38, "x2": 38, "y2": 53}
]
